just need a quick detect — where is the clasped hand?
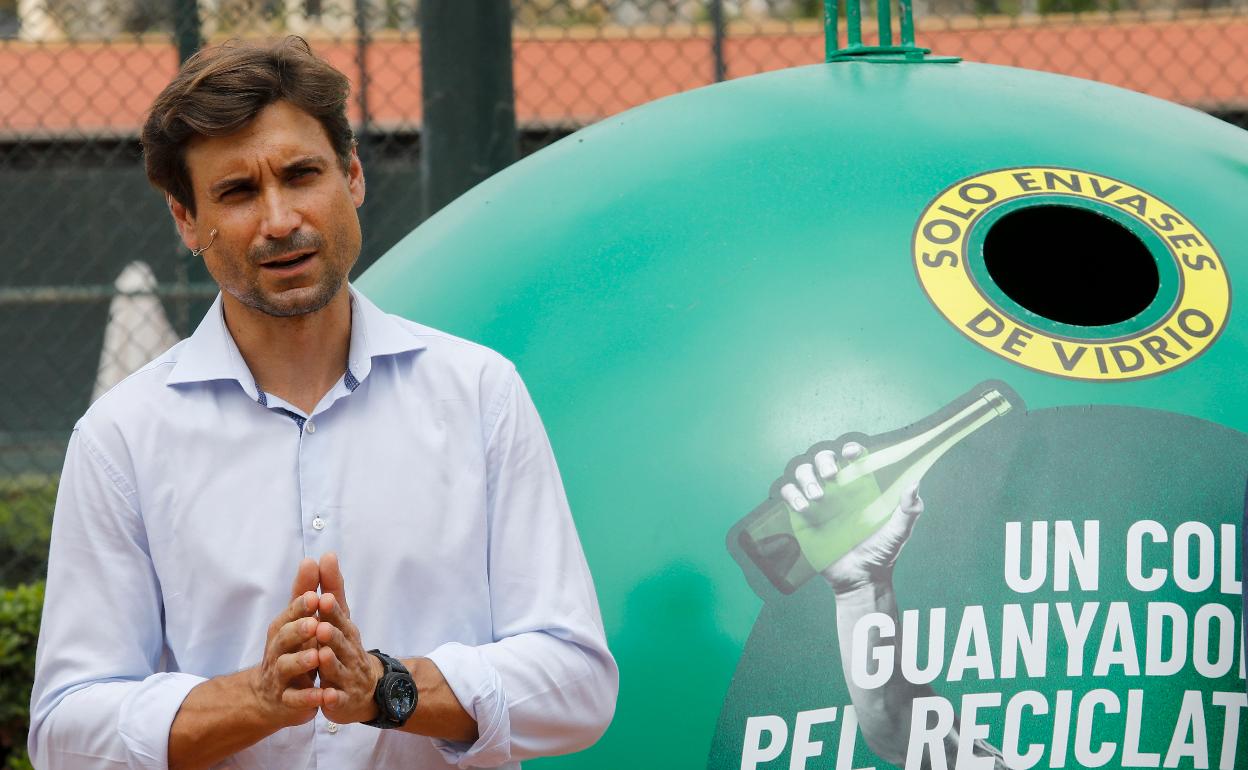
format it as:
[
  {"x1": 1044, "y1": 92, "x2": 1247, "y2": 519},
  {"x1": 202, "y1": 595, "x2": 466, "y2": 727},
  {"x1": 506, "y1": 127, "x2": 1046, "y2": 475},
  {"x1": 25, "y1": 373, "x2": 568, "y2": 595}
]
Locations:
[{"x1": 250, "y1": 552, "x2": 385, "y2": 728}]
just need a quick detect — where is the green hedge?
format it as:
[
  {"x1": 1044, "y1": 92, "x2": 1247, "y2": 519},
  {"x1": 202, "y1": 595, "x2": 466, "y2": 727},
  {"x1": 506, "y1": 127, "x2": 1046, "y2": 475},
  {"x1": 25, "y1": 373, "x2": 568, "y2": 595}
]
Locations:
[
  {"x1": 0, "y1": 582, "x2": 42, "y2": 770},
  {"x1": 0, "y1": 476, "x2": 55, "y2": 588},
  {"x1": 0, "y1": 477, "x2": 53, "y2": 769}
]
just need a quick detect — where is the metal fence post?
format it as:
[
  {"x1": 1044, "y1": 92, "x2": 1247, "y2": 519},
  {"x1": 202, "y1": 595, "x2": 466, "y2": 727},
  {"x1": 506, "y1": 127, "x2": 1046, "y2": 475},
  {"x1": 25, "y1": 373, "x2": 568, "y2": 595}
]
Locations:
[
  {"x1": 354, "y1": 0, "x2": 373, "y2": 148},
  {"x1": 171, "y1": 0, "x2": 204, "y2": 335},
  {"x1": 419, "y1": 0, "x2": 517, "y2": 221},
  {"x1": 171, "y1": 0, "x2": 201, "y2": 64},
  {"x1": 352, "y1": 0, "x2": 375, "y2": 267},
  {"x1": 710, "y1": 0, "x2": 727, "y2": 83}
]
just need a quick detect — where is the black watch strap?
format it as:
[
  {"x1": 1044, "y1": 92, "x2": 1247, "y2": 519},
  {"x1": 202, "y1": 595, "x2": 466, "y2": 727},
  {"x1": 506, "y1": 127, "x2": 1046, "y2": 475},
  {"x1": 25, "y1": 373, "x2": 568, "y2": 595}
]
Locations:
[{"x1": 363, "y1": 649, "x2": 418, "y2": 729}]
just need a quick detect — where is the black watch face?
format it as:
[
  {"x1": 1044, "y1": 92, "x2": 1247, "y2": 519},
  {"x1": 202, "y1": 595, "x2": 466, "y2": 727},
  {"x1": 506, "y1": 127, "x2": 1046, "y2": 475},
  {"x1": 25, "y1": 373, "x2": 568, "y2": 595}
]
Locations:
[{"x1": 386, "y1": 676, "x2": 416, "y2": 718}]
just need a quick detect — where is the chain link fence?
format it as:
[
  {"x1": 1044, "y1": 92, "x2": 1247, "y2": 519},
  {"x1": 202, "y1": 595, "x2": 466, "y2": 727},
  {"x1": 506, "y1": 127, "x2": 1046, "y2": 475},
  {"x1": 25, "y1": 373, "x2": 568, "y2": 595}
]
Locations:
[
  {"x1": 1, "y1": 0, "x2": 1246, "y2": 764},
  {"x1": 1, "y1": 0, "x2": 1247, "y2": 583}
]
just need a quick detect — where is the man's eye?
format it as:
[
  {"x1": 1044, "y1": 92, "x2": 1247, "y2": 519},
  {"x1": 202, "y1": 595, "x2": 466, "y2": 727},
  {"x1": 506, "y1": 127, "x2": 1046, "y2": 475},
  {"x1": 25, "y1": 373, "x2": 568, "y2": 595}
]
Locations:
[{"x1": 292, "y1": 168, "x2": 319, "y2": 180}]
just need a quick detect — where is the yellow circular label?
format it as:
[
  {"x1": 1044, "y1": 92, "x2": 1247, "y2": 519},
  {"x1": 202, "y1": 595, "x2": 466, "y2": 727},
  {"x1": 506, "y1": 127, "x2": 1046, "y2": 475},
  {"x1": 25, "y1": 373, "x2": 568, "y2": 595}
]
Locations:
[{"x1": 913, "y1": 167, "x2": 1230, "y2": 382}]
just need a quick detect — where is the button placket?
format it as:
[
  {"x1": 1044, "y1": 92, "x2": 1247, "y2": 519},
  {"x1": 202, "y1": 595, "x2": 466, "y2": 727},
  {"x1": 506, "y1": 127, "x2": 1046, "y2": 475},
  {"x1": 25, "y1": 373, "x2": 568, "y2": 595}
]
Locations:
[{"x1": 296, "y1": 411, "x2": 321, "y2": 548}]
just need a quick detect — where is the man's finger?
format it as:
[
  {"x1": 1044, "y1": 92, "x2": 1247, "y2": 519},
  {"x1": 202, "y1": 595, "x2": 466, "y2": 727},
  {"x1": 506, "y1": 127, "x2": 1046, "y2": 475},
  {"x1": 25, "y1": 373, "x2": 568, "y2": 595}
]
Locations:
[
  {"x1": 275, "y1": 647, "x2": 321, "y2": 683},
  {"x1": 316, "y1": 644, "x2": 348, "y2": 684},
  {"x1": 320, "y1": 687, "x2": 359, "y2": 724},
  {"x1": 318, "y1": 592, "x2": 359, "y2": 642},
  {"x1": 270, "y1": 616, "x2": 318, "y2": 658},
  {"x1": 290, "y1": 557, "x2": 319, "y2": 601},
  {"x1": 316, "y1": 614, "x2": 353, "y2": 648},
  {"x1": 269, "y1": 592, "x2": 319, "y2": 640},
  {"x1": 319, "y1": 552, "x2": 350, "y2": 616},
  {"x1": 281, "y1": 685, "x2": 324, "y2": 711}
]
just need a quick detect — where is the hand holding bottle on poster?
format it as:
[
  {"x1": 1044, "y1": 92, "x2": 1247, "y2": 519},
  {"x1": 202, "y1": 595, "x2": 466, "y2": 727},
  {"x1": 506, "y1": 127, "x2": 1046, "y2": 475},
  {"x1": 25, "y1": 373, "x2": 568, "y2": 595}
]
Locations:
[
  {"x1": 776, "y1": 444, "x2": 1010, "y2": 769},
  {"x1": 734, "y1": 383, "x2": 1024, "y2": 769},
  {"x1": 780, "y1": 444, "x2": 924, "y2": 596},
  {"x1": 736, "y1": 385, "x2": 1015, "y2": 596}
]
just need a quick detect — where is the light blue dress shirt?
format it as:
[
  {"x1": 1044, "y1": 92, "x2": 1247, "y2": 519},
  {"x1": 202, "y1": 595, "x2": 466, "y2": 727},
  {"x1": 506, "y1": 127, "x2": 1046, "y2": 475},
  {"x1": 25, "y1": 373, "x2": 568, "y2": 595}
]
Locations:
[{"x1": 29, "y1": 286, "x2": 617, "y2": 769}]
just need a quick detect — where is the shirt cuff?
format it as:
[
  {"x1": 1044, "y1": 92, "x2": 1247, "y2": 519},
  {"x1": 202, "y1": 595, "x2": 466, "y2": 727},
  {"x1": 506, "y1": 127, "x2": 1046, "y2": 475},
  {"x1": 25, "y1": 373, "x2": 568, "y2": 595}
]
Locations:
[
  {"x1": 425, "y1": 642, "x2": 511, "y2": 768},
  {"x1": 117, "y1": 672, "x2": 207, "y2": 770}
]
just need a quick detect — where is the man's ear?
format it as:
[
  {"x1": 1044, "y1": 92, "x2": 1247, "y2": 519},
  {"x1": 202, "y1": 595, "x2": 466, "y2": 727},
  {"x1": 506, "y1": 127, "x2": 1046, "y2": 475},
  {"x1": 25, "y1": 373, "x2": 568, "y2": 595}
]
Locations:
[
  {"x1": 347, "y1": 147, "x2": 365, "y2": 208},
  {"x1": 168, "y1": 194, "x2": 199, "y2": 252}
]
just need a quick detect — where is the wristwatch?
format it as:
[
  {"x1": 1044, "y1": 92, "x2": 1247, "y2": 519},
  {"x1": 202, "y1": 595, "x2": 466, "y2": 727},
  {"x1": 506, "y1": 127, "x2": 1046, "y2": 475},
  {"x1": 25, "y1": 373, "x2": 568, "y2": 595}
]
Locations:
[{"x1": 363, "y1": 650, "x2": 418, "y2": 729}]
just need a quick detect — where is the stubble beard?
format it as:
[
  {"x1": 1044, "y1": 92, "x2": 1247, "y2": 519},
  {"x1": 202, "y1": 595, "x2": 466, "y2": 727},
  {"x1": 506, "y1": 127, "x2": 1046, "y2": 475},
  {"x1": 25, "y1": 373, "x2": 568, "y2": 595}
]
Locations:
[
  {"x1": 220, "y1": 229, "x2": 355, "y2": 318},
  {"x1": 228, "y1": 265, "x2": 345, "y2": 318}
]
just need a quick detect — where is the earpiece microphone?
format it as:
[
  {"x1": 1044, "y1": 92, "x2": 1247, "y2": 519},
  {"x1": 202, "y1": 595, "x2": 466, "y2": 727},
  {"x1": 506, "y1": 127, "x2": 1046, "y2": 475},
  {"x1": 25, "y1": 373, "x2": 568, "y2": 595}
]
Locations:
[{"x1": 191, "y1": 228, "x2": 218, "y2": 258}]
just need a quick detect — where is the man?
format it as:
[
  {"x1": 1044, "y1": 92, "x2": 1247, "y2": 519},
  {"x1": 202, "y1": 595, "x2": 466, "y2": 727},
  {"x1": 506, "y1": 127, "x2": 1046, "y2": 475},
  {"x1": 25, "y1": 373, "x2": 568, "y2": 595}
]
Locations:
[{"x1": 29, "y1": 37, "x2": 617, "y2": 770}]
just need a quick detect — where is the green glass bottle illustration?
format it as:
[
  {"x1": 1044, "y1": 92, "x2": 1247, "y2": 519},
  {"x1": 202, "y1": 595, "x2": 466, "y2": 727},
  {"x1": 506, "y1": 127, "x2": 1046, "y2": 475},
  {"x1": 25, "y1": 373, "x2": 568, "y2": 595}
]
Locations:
[{"x1": 736, "y1": 382, "x2": 1020, "y2": 595}]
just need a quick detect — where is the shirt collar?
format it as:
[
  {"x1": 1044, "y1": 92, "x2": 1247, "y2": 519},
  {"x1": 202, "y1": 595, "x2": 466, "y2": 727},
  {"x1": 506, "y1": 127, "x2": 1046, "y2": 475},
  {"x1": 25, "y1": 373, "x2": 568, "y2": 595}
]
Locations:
[
  {"x1": 343, "y1": 284, "x2": 426, "y2": 382},
  {"x1": 166, "y1": 284, "x2": 425, "y2": 396}
]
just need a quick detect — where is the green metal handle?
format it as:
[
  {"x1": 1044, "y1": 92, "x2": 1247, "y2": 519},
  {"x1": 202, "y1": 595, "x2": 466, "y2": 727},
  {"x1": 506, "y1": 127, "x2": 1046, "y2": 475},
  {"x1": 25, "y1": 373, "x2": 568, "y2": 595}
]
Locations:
[{"x1": 823, "y1": 0, "x2": 959, "y2": 63}]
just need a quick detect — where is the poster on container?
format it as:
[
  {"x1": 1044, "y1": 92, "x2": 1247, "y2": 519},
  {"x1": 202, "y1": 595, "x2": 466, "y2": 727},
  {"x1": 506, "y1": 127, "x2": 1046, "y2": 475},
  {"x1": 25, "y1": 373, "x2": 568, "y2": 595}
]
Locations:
[{"x1": 709, "y1": 169, "x2": 1245, "y2": 770}]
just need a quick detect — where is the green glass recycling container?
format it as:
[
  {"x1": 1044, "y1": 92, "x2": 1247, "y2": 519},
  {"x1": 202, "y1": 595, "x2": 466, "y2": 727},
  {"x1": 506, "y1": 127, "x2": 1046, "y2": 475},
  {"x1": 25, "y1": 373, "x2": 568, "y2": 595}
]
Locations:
[{"x1": 361, "y1": 57, "x2": 1248, "y2": 770}]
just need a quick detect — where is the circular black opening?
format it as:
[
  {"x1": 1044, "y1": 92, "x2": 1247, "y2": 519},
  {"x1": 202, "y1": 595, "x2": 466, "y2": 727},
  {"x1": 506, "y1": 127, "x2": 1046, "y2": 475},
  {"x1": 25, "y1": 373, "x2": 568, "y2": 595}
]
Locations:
[{"x1": 982, "y1": 205, "x2": 1159, "y2": 327}]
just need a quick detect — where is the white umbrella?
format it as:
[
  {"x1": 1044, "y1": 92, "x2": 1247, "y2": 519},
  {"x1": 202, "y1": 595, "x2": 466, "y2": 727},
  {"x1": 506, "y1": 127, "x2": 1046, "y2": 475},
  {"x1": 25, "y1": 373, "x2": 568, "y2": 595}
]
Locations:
[{"x1": 92, "y1": 261, "x2": 181, "y2": 402}]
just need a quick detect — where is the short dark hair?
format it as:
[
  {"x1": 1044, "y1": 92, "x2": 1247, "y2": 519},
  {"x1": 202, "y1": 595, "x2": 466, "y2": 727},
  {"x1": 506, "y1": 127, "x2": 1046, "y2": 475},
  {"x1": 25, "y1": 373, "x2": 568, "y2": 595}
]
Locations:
[{"x1": 141, "y1": 36, "x2": 355, "y2": 215}]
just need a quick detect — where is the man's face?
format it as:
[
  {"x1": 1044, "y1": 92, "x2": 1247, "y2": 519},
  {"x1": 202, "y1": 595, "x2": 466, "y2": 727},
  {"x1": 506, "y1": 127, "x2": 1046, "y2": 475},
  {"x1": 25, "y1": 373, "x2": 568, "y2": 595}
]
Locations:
[{"x1": 174, "y1": 100, "x2": 365, "y2": 318}]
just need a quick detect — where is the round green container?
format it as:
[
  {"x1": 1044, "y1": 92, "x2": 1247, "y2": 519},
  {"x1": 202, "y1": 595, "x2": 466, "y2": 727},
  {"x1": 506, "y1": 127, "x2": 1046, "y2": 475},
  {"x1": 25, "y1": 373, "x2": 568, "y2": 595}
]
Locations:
[{"x1": 360, "y1": 60, "x2": 1248, "y2": 769}]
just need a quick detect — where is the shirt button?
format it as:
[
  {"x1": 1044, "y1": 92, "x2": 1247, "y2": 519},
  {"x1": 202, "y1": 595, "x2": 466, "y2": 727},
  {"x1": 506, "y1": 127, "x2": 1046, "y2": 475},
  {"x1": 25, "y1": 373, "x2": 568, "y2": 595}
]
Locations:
[
  {"x1": 305, "y1": 420, "x2": 316, "y2": 434},
  {"x1": 326, "y1": 722, "x2": 339, "y2": 734},
  {"x1": 312, "y1": 516, "x2": 326, "y2": 531}
]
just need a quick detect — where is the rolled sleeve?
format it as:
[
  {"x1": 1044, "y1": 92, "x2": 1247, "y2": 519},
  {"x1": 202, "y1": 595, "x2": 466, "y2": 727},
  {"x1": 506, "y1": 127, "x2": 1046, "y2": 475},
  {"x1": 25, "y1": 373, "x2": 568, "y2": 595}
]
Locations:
[
  {"x1": 118, "y1": 673, "x2": 208, "y2": 768},
  {"x1": 450, "y1": 369, "x2": 618, "y2": 764},
  {"x1": 425, "y1": 643, "x2": 512, "y2": 768},
  {"x1": 30, "y1": 425, "x2": 191, "y2": 770}
]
